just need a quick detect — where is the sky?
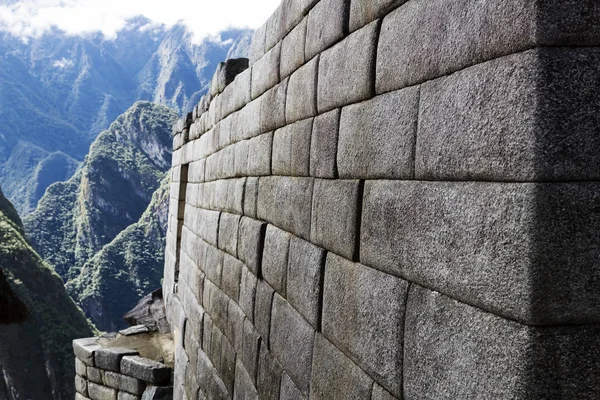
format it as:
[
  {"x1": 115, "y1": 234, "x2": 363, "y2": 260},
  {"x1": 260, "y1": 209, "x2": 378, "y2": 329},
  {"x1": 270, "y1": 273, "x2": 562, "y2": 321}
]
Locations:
[{"x1": 0, "y1": 0, "x2": 280, "y2": 41}]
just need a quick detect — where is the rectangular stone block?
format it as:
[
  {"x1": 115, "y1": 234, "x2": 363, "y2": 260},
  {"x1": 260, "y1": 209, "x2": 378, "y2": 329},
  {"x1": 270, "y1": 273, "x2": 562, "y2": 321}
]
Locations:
[
  {"x1": 280, "y1": 17, "x2": 307, "y2": 79},
  {"x1": 286, "y1": 236, "x2": 325, "y2": 329},
  {"x1": 338, "y1": 86, "x2": 418, "y2": 179},
  {"x1": 246, "y1": 132, "x2": 273, "y2": 176},
  {"x1": 218, "y1": 213, "x2": 241, "y2": 257},
  {"x1": 322, "y1": 253, "x2": 407, "y2": 396},
  {"x1": 285, "y1": 57, "x2": 318, "y2": 124},
  {"x1": 88, "y1": 382, "x2": 117, "y2": 400},
  {"x1": 317, "y1": 20, "x2": 378, "y2": 113},
  {"x1": 309, "y1": 334, "x2": 373, "y2": 400},
  {"x1": 87, "y1": 366, "x2": 104, "y2": 384},
  {"x1": 260, "y1": 78, "x2": 288, "y2": 133},
  {"x1": 95, "y1": 348, "x2": 140, "y2": 372},
  {"x1": 239, "y1": 265, "x2": 258, "y2": 322},
  {"x1": 305, "y1": 0, "x2": 349, "y2": 60},
  {"x1": 74, "y1": 338, "x2": 102, "y2": 366},
  {"x1": 222, "y1": 254, "x2": 243, "y2": 301},
  {"x1": 252, "y1": 42, "x2": 281, "y2": 100},
  {"x1": 76, "y1": 393, "x2": 91, "y2": 400},
  {"x1": 204, "y1": 280, "x2": 229, "y2": 329},
  {"x1": 103, "y1": 371, "x2": 145, "y2": 395},
  {"x1": 202, "y1": 244, "x2": 224, "y2": 288},
  {"x1": 188, "y1": 160, "x2": 205, "y2": 183},
  {"x1": 228, "y1": 67, "x2": 253, "y2": 115},
  {"x1": 75, "y1": 374, "x2": 88, "y2": 397},
  {"x1": 202, "y1": 314, "x2": 213, "y2": 356},
  {"x1": 244, "y1": 177, "x2": 259, "y2": 218},
  {"x1": 196, "y1": 349, "x2": 230, "y2": 399},
  {"x1": 360, "y1": 180, "x2": 600, "y2": 325},
  {"x1": 227, "y1": 299, "x2": 245, "y2": 352},
  {"x1": 237, "y1": 217, "x2": 266, "y2": 276},
  {"x1": 117, "y1": 392, "x2": 140, "y2": 400},
  {"x1": 210, "y1": 324, "x2": 224, "y2": 372},
  {"x1": 233, "y1": 359, "x2": 259, "y2": 399},
  {"x1": 120, "y1": 356, "x2": 171, "y2": 385},
  {"x1": 185, "y1": 208, "x2": 220, "y2": 247},
  {"x1": 262, "y1": 224, "x2": 292, "y2": 296},
  {"x1": 310, "y1": 179, "x2": 360, "y2": 260},
  {"x1": 417, "y1": 48, "x2": 600, "y2": 182},
  {"x1": 234, "y1": 139, "x2": 249, "y2": 177},
  {"x1": 349, "y1": 0, "x2": 404, "y2": 32},
  {"x1": 255, "y1": 279, "x2": 275, "y2": 345},
  {"x1": 265, "y1": 5, "x2": 284, "y2": 51},
  {"x1": 76, "y1": 357, "x2": 88, "y2": 377},
  {"x1": 404, "y1": 285, "x2": 600, "y2": 399},
  {"x1": 270, "y1": 294, "x2": 315, "y2": 395},
  {"x1": 249, "y1": 23, "x2": 267, "y2": 65},
  {"x1": 257, "y1": 177, "x2": 314, "y2": 240},
  {"x1": 310, "y1": 108, "x2": 339, "y2": 178},
  {"x1": 272, "y1": 118, "x2": 312, "y2": 176},
  {"x1": 220, "y1": 335, "x2": 237, "y2": 395},
  {"x1": 241, "y1": 318, "x2": 261, "y2": 383},
  {"x1": 257, "y1": 345, "x2": 283, "y2": 400}
]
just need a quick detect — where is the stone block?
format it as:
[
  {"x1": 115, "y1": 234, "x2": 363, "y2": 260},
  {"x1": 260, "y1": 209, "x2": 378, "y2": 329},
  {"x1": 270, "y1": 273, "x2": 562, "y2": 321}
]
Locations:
[
  {"x1": 257, "y1": 177, "x2": 314, "y2": 240},
  {"x1": 243, "y1": 177, "x2": 259, "y2": 218},
  {"x1": 73, "y1": 337, "x2": 102, "y2": 366},
  {"x1": 360, "y1": 180, "x2": 600, "y2": 325},
  {"x1": 233, "y1": 359, "x2": 259, "y2": 400},
  {"x1": 196, "y1": 350, "x2": 230, "y2": 399},
  {"x1": 88, "y1": 382, "x2": 117, "y2": 400},
  {"x1": 204, "y1": 280, "x2": 229, "y2": 329},
  {"x1": 118, "y1": 392, "x2": 141, "y2": 400},
  {"x1": 260, "y1": 79, "x2": 288, "y2": 133},
  {"x1": 76, "y1": 357, "x2": 88, "y2": 377},
  {"x1": 257, "y1": 345, "x2": 283, "y2": 400},
  {"x1": 310, "y1": 179, "x2": 360, "y2": 260},
  {"x1": 234, "y1": 139, "x2": 249, "y2": 177},
  {"x1": 75, "y1": 374, "x2": 88, "y2": 397},
  {"x1": 372, "y1": 383, "x2": 396, "y2": 400},
  {"x1": 235, "y1": 97, "x2": 262, "y2": 141},
  {"x1": 121, "y1": 356, "x2": 171, "y2": 385},
  {"x1": 246, "y1": 132, "x2": 273, "y2": 176},
  {"x1": 241, "y1": 318, "x2": 261, "y2": 383},
  {"x1": 262, "y1": 225, "x2": 292, "y2": 296},
  {"x1": 76, "y1": 393, "x2": 91, "y2": 400},
  {"x1": 227, "y1": 300, "x2": 245, "y2": 352},
  {"x1": 210, "y1": 324, "x2": 224, "y2": 372},
  {"x1": 279, "y1": 374, "x2": 304, "y2": 400},
  {"x1": 220, "y1": 336, "x2": 237, "y2": 395},
  {"x1": 104, "y1": 371, "x2": 145, "y2": 395},
  {"x1": 202, "y1": 314, "x2": 213, "y2": 355},
  {"x1": 404, "y1": 285, "x2": 600, "y2": 399},
  {"x1": 140, "y1": 386, "x2": 173, "y2": 400},
  {"x1": 317, "y1": 20, "x2": 378, "y2": 113},
  {"x1": 349, "y1": 0, "x2": 404, "y2": 32},
  {"x1": 309, "y1": 334, "x2": 373, "y2": 399},
  {"x1": 231, "y1": 68, "x2": 253, "y2": 114},
  {"x1": 272, "y1": 118, "x2": 312, "y2": 176},
  {"x1": 237, "y1": 217, "x2": 266, "y2": 276},
  {"x1": 310, "y1": 108, "x2": 339, "y2": 178},
  {"x1": 202, "y1": 244, "x2": 224, "y2": 288},
  {"x1": 417, "y1": 48, "x2": 600, "y2": 182},
  {"x1": 239, "y1": 266, "x2": 258, "y2": 322},
  {"x1": 285, "y1": 57, "x2": 318, "y2": 124},
  {"x1": 338, "y1": 86, "x2": 418, "y2": 179},
  {"x1": 286, "y1": 236, "x2": 325, "y2": 329},
  {"x1": 210, "y1": 58, "x2": 249, "y2": 96},
  {"x1": 218, "y1": 213, "x2": 241, "y2": 257},
  {"x1": 254, "y1": 279, "x2": 275, "y2": 344},
  {"x1": 185, "y1": 208, "x2": 219, "y2": 247},
  {"x1": 265, "y1": 6, "x2": 284, "y2": 51},
  {"x1": 251, "y1": 43, "x2": 281, "y2": 100},
  {"x1": 95, "y1": 348, "x2": 140, "y2": 372},
  {"x1": 87, "y1": 366, "x2": 104, "y2": 384},
  {"x1": 322, "y1": 253, "x2": 407, "y2": 396},
  {"x1": 270, "y1": 294, "x2": 315, "y2": 395},
  {"x1": 222, "y1": 254, "x2": 243, "y2": 301},
  {"x1": 249, "y1": 23, "x2": 267, "y2": 64},
  {"x1": 280, "y1": 17, "x2": 307, "y2": 79},
  {"x1": 305, "y1": 0, "x2": 349, "y2": 60}
]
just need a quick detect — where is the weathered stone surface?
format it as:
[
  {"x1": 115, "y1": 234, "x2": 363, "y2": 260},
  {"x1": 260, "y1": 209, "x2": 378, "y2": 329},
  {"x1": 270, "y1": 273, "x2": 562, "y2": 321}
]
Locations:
[
  {"x1": 322, "y1": 253, "x2": 407, "y2": 397},
  {"x1": 305, "y1": 0, "x2": 348, "y2": 60},
  {"x1": 76, "y1": 357, "x2": 88, "y2": 377},
  {"x1": 121, "y1": 356, "x2": 171, "y2": 385},
  {"x1": 220, "y1": 336, "x2": 237, "y2": 395},
  {"x1": 75, "y1": 374, "x2": 88, "y2": 396},
  {"x1": 272, "y1": 118, "x2": 313, "y2": 176},
  {"x1": 286, "y1": 236, "x2": 325, "y2": 329},
  {"x1": 280, "y1": 17, "x2": 307, "y2": 79},
  {"x1": 285, "y1": 57, "x2": 318, "y2": 124},
  {"x1": 249, "y1": 23, "x2": 267, "y2": 64},
  {"x1": 210, "y1": 58, "x2": 249, "y2": 97},
  {"x1": 227, "y1": 300, "x2": 245, "y2": 352},
  {"x1": 257, "y1": 345, "x2": 283, "y2": 400},
  {"x1": 202, "y1": 244, "x2": 224, "y2": 287},
  {"x1": 265, "y1": 6, "x2": 284, "y2": 52},
  {"x1": 260, "y1": 79, "x2": 288, "y2": 132},
  {"x1": 254, "y1": 279, "x2": 275, "y2": 344},
  {"x1": 118, "y1": 325, "x2": 150, "y2": 336},
  {"x1": 262, "y1": 225, "x2": 292, "y2": 296},
  {"x1": 226, "y1": 67, "x2": 253, "y2": 115},
  {"x1": 244, "y1": 177, "x2": 259, "y2": 218},
  {"x1": 76, "y1": 393, "x2": 91, "y2": 400},
  {"x1": 360, "y1": 180, "x2": 600, "y2": 325},
  {"x1": 239, "y1": 266, "x2": 258, "y2": 322},
  {"x1": 257, "y1": 177, "x2": 314, "y2": 240},
  {"x1": 279, "y1": 374, "x2": 304, "y2": 400},
  {"x1": 104, "y1": 371, "x2": 146, "y2": 395},
  {"x1": 74, "y1": 337, "x2": 102, "y2": 366},
  {"x1": 309, "y1": 334, "x2": 373, "y2": 400},
  {"x1": 87, "y1": 366, "x2": 104, "y2": 384},
  {"x1": 371, "y1": 383, "x2": 396, "y2": 400},
  {"x1": 318, "y1": 20, "x2": 378, "y2": 113},
  {"x1": 246, "y1": 132, "x2": 273, "y2": 176},
  {"x1": 310, "y1": 179, "x2": 360, "y2": 260},
  {"x1": 310, "y1": 108, "x2": 339, "y2": 178},
  {"x1": 338, "y1": 86, "x2": 418, "y2": 179},
  {"x1": 218, "y1": 213, "x2": 241, "y2": 257},
  {"x1": 185, "y1": 208, "x2": 219, "y2": 247},
  {"x1": 95, "y1": 348, "x2": 140, "y2": 372},
  {"x1": 118, "y1": 392, "x2": 141, "y2": 400},
  {"x1": 270, "y1": 295, "x2": 315, "y2": 395},
  {"x1": 241, "y1": 318, "x2": 261, "y2": 383},
  {"x1": 196, "y1": 349, "x2": 230, "y2": 399},
  {"x1": 140, "y1": 385, "x2": 173, "y2": 400},
  {"x1": 202, "y1": 314, "x2": 213, "y2": 355},
  {"x1": 233, "y1": 98, "x2": 262, "y2": 141},
  {"x1": 349, "y1": 0, "x2": 404, "y2": 32},
  {"x1": 252, "y1": 43, "x2": 281, "y2": 100},
  {"x1": 222, "y1": 254, "x2": 243, "y2": 301},
  {"x1": 88, "y1": 382, "x2": 117, "y2": 400},
  {"x1": 417, "y1": 48, "x2": 600, "y2": 182},
  {"x1": 233, "y1": 359, "x2": 259, "y2": 400},
  {"x1": 237, "y1": 217, "x2": 266, "y2": 275}
]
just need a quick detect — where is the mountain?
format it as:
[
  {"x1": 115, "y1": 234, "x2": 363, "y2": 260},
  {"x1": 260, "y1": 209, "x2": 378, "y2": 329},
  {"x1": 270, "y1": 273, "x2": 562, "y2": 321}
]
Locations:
[
  {"x1": 67, "y1": 175, "x2": 170, "y2": 332},
  {"x1": 0, "y1": 21, "x2": 251, "y2": 215},
  {"x1": 0, "y1": 186, "x2": 95, "y2": 400}
]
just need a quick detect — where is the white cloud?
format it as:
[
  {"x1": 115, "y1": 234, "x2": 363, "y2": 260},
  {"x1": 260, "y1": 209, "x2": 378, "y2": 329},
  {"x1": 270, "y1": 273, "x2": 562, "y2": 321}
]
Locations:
[
  {"x1": 0, "y1": 0, "x2": 280, "y2": 40},
  {"x1": 52, "y1": 57, "x2": 74, "y2": 68}
]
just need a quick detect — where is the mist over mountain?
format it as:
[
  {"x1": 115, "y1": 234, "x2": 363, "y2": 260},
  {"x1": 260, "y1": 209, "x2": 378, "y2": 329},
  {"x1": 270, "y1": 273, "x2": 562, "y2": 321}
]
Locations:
[{"x1": 0, "y1": 19, "x2": 251, "y2": 215}]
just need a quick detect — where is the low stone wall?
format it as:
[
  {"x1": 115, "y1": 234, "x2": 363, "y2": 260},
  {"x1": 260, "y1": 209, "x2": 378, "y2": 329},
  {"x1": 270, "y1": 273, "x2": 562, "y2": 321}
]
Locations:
[{"x1": 73, "y1": 336, "x2": 173, "y2": 400}]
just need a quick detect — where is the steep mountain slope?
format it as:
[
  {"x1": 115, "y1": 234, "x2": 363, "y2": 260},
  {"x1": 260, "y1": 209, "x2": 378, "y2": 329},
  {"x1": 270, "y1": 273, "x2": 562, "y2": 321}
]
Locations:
[
  {"x1": 0, "y1": 187, "x2": 95, "y2": 400},
  {"x1": 24, "y1": 102, "x2": 177, "y2": 281},
  {"x1": 0, "y1": 22, "x2": 251, "y2": 214},
  {"x1": 67, "y1": 176, "x2": 170, "y2": 332}
]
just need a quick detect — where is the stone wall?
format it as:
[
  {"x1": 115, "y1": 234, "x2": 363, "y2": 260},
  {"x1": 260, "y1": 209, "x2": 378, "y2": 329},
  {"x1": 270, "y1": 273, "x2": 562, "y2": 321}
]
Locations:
[{"x1": 163, "y1": 0, "x2": 600, "y2": 398}]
